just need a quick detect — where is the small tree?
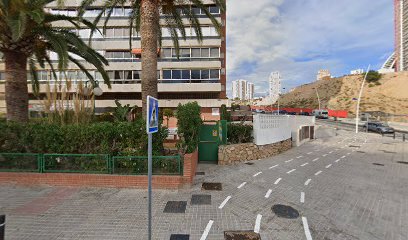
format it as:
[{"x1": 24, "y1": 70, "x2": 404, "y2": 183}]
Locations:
[
  {"x1": 365, "y1": 70, "x2": 382, "y2": 83},
  {"x1": 113, "y1": 100, "x2": 137, "y2": 122},
  {"x1": 176, "y1": 102, "x2": 202, "y2": 154},
  {"x1": 163, "y1": 108, "x2": 174, "y2": 127},
  {"x1": 220, "y1": 104, "x2": 231, "y2": 121}
]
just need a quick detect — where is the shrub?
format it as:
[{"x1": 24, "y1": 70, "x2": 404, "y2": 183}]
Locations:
[
  {"x1": 0, "y1": 119, "x2": 168, "y2": 156},
  {"x1": 227, "y1": 123, "x2": 253, "y2": 144},
  {"x1": 220, "y1": 104, "x2": 231, "y2": 121},
  {"x1": 176, "y1": 102, "x2": 202, "y2": 154},
  {"x1": 365, "y1": 70, "x2": 382, "y2": 83}
]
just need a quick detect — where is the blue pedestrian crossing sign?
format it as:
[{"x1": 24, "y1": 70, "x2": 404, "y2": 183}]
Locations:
[{"x1": 147, "y1": 96, "x2": 159, "y2": 134}]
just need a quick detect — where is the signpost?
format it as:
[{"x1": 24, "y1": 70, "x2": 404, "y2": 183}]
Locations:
[{"x1": 146, "y1": 96, "x2": 159, "y2": 240}]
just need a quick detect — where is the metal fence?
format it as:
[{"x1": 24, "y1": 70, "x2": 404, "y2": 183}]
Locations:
[{"x1": 0, "y1": 153, "x2": 182, "y2": 175}]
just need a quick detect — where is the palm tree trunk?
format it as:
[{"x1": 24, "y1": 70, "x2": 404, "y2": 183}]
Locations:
[
  {"x1": 4, "y1": 50, "x2": 29, "y2": 123},
  {"x1": 140, "y1": 0, "x2": 159, "y2": 119}
]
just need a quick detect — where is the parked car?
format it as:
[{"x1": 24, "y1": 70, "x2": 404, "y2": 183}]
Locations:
[
  {"x1": 272, "y1": 110, "x2": 288, "y2": 115},
  {"x1": 364, "y1": 122, "x2": 395, "y2": 134},
  {"x1": 288, "y1": 112, "x2": 297, "y2": 115},
  {"x1": 298, "y1": 112, "x2": 310, "y2": 116},
  {"x1": 312, "y1": 109, "x2": 329, "y2": 119}
]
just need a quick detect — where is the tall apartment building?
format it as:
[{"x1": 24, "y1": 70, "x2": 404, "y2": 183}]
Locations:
[
  {"x1": 246, "y1": 82, "x2": 254, "y2": 100},
  {"x1": 269, "y1": 71, "x2": 281, "y2": 104},
  {"x1": 316, "y1": 69, "x2": 331, "y2": 81},
  {"x1": 232, "y1": 79, "x2": 247, "y2": 100},
  {"x1": 395, "y1": 0, "x2": 408, "y2": 71},
  {"x1": 0, "y1": 0, "x2": 227, "y2": 119}
]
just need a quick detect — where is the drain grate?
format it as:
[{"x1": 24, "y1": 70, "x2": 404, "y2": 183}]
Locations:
[
  {"x1": 372, "y1": 163, "x2": 385, "y2": 166},
  {"x1": 202, "y1": 182, "x2": 222, "y2": 191},
  {"x1": 245, "y1": 162, "x2": 254, "y2": 165},
  {"x1": 397, "y1": 161, "x2": 408, "y2": 165},
  {"x1": 163, "y1": 201, "x2": 187, "y2": 213},
  {"x1": 349, "y1": 145, "x2": 361, "y2": 148},
  {"x1": 272, "y1": 204, "x2": 300, "y2": 219},
  {"x1": 195, "y1": 172, "x2": 205, "y2": 176},
  {"x1": 191, "y1": 194, "x2": 211, "y2": 205},
  {"x1": 170, "y1": 234, "x2": 189, "y2": 240},
  {"x1": 224, "y1": 231, "x2": 261, "y2": 240}
]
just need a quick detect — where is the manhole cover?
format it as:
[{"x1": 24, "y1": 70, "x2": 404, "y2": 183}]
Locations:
[
  {"x1": 357, "y1": 151, "x2": 365, "y2": 153},
  {"x1": 272, "y1": 204, "x2": 300, "y2": 219},
  {"x1": 163, "y1": 201, "x2": 187, "y2": 213},
  {"x1": 397, "y1": 161, "x2": 408, "y2": 165},
  {"x1": 372, "y1": 163, "x2": 385, "y2": 166},
  {"x1": 191, "y1": 194, "x2": 211, "y2": 205},
  {"x1": 170, "y1": 234, "x2": 189, "y2": 240},
  {"x1": 245, "y1": 162, "x2": 254, "y2": 165},
  {"x1": 202, "y1": 182, "x2": 222, "y2": 191},
  {"x1": 224, "y1": 231, "x2": 261, "y2": 240},
  {"x1": 196, "y1": 172, "x2": 205, "y2": 176},
  {"x1": 349, "y1": 145, "x2": 361, "y2": 148}
]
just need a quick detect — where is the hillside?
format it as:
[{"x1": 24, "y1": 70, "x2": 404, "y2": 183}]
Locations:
[{"x1": 279, "y1": 72, "x2": 408, "y2": 116}]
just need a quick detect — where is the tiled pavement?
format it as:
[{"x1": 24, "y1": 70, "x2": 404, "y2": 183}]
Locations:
[{"x1": 1, "y1": 126, "x2": 408, "y2": 240}]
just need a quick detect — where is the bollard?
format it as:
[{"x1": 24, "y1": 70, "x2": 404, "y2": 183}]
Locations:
[
  {"x1": 0, "y1": 215, "x2": 5, "y2": 240},
  {"x1": 393, "y1": 133, "x2": 396, "y2": 139},
  {"x1": 404, "y1": 134, "x2": 406, "y2": 142}
]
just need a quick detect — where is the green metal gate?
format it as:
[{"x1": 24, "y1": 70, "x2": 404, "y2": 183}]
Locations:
[{"x1": 198, "y1": 120, "x2": 227, "y2": 163}]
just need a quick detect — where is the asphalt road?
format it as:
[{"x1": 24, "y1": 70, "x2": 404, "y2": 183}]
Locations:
[{"x1": 1, "y1": 126, "x2": 407, "y2": 240}]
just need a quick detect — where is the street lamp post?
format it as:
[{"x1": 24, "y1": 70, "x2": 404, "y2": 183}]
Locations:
[
  {"x1": 313, "y1": 87, "x2": 321, "y2": 110},
  {"x1": 355, "y1": 65, "x2": 371, "y2": 134},
  {"x1": 277, "y1": 87, "x2": 285, "y2": 115}
]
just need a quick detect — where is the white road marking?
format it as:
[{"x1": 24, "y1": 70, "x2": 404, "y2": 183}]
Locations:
[
  {"x1": 301, "y1": 162, "x2": 309, "y2": 167},
  {"x1": 237, "y1": 182, "x2": 247, "y2": 189},
  {"x1": 285, "y1": 159, "x2": 294, "y2": 163},
  {"x1": 315, "y1": 171, "x2": 322, "y2": 176},
  {"x1": 218, "y1": 196, "x2": 232, "y2": 209},
  {"x1": 269, "y1": 164, "x2": 279, "y2": 169},
  {"x1": 335, "y1": 159, "x2": 340, "y2": 163},
  {"x1": 253, "y1": 172, "x2": 262, "y2": 177},
  {"x1": 307, "y1": 152, "x2": 313, "y2": 155},
  {"x1": 254, "y1": 214, "x2": 262, "y2": 233},
  {"x1": 297, "y1": 155, "x2": 303, "y2": 159},
  {"x1": 300, "y1": 192, "x2": 305, "y2": 203},
  {"x1": 329, "y1": 151, "x2": 333, "y2": 154},
  {"x1": 287, "y1": 169, "x2": 296, "y2": 174},
  {"x1": 302, "y1": 217, "x2": 313, "y2": 240},
  {"x1": 265, "y1": 189, "x2": 272, "y2": 198},
  {"x1": 322, "y1": 154, "x2": 328, "y2": 157},
  {"x1": 325, "y1": 164, "x2": 332, "y2": 169},
  {"x1": 312, "y1": 158, "x2": 319, "y2": 162},
  {"x1": 274, "y1": 178, "x2": 282, "y2": 184},
  {"x1": 347, "y1": 152, "x2": 351, "y2": 155},
  {"x1": 341, "y1": 156, "x2": 346, "y2": 158},
  {"x1": 304, "y1": 179, "x2": 312, "y2": 186},
  {"x1": 200, "y1": 220, "x2": 214, "y2": 240}
]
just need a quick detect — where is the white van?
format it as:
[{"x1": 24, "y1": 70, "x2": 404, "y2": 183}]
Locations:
[{"x1": 312, "y1": 109, "x2": 329, "y2": 119}]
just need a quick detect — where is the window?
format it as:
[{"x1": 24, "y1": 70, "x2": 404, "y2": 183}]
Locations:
[
  {"x1": 201, "y1": 70, "x2": 209, "y2": 79},
  {"x1": 163, "y1": 70, "x2": 171, "y2": 79},
  {"x1": 191, "y1": 70, "x2": 200, "y2": 79},
  {"x1": 113, "y1": 52, "x2": 124, "y2": 59},
  {"x1": 133, "y1": 71, "x2": 141, "y2": 79},
  {"x1": 78, "y1": 29, "x2": 91, "y2": 38},
  {"x1": 210, "y1": 69, "x2": 219, "y2": 79},
  {"x1": 113, "y1": 8, "x2": 124, "y2": 16},
  {"x1": 181, "y1": 70, "x2": 190, "y2": 79},
  {"x1": 124, "y1": 8, "x2": 132, "y2": 16},
  {"x1": 192, "y1": 7, "x2": 201, "y2": 15},
  {"x1": 210, "y1": 48, "x2": 219, "y2": 58},
  {"x1": 114, "y1": 71, "x2": 123, "y2": 80},
  {"x1": 209, "y1": 6, "x2": 220, "y2": 14},
  {"x1": 180, "y1": 48, "x2": 190, "y2": 58},
  {"x1": 95, "y1": 72, "x2": 102, "y2": 80},
  {"x1": 172, "y1": 70, "x2": 181, "y2": 79},
  {"x1": 0, "y1": 72, "x2": 4, "y2": 80},
  {"x1": 191, "y1": 48, "x2": 200, "y2": 58},
  {"x1": 124, "y1": 71, "x2": 132, "y2": 80},
  {"x1": 114, "y1": 28, "x2": 124, "y2": 37},
  {"x1": 106, "y1": 28, "x2": 114, "y2": 38},
  {"x1": 123, "y1": 52, "x2": 132, "y2": 59},
  {"x1": 162, "y1": 48, "x2": 171, "y2": 58},
  {"x1": 201, "y1": 48, "x2": 209, "y2": 58}
]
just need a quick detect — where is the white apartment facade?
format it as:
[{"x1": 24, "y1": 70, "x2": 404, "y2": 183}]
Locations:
[
  {"x1": 0, "y1": 0, "x2": 227, "y2": 119},
  {"x1": 232, "y1": 79, "x2": 255, "y2": 101},
  {"x1": 269, "y1": 71, "x2": 281, "y2": 104}
]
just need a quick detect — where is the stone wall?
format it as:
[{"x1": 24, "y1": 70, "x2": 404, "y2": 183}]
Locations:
[{"x1": 218, "y1": 139, "x2": 292, "y2": 165}]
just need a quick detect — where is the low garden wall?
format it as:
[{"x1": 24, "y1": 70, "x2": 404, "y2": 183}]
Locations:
[
  {"x1": 0, "y1": 150, "x2": 198, "y2": 189},
  {"x1": 218, "y1": 139, "x2": 292, "y2": 165}
]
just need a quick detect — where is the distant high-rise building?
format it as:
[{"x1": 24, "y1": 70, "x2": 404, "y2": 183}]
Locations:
[
  {"x1": 269, "y1": 72, "x2": 281, "y2": 104},
  {"x1": 317, "y1": 69, "x2": 331, "y2": 81},
  {"x1": 246, "y1": 82, "x2": 254, "y2": 100},
  {"x1": 350, "y1": 69, "x2": 364, "y2": 75},
  {"x1": 395, "y1": 0, "x2": 408, "y2": 71}
]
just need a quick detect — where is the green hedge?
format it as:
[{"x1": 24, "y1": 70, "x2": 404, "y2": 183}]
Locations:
[
  {"x1": 176, "y1": 102, "x2": 202, "y2": 154},
  {"x1": 227, "y1": 123, "x2": 253, "y2": 144},
  {"x1": 0, "y1": 118, "x2": 167, "y2": 156}
]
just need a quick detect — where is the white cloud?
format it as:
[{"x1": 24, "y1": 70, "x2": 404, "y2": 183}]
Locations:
[{"x1": 226, "y1": 0, "x2": 394, "y2": 97}]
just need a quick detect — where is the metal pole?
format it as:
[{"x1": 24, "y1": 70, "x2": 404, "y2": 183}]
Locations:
[
  {"x1": 403, "y1": 134, "x2": 405, "y2": 142},
  {"x1": 277, "y1": 97, "x2": 280, "y2": 115},
  {"x1": 0, "y1": 215, "x2": 5, "y2": 240},
  {"x1": 148, "y1": 134, "x2": 152, "y2": 240},
  {"x1": 366, "y1": 115, "x2": 369, "y2": 133},
  {"x1": 314, "y1": 88, "x2": 321, "y2": 110},
  {"x1": 355, "y1": 65, "x2": 371, "y2": 134}
]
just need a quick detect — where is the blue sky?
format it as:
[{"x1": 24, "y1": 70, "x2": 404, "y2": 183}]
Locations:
[{"x1": 226, "y1": 0, "x2": 394, "y2": 97}]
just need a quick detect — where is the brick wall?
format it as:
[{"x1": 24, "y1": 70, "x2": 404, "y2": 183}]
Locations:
[{"x1": 0, "y1": 151, "x2": 198, "y2": 189}]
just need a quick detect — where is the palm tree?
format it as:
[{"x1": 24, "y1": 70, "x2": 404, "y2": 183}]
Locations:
[
  {"x1": 0, "y1": 0, "x2": 110, "y2": 122},
  {"x1": 79, "y1": 0, "x2": 226, "y2": 118}
]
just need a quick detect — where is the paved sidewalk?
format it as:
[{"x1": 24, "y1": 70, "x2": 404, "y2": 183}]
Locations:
[{"x1": 1, "y1": 127, "x2": 408, "y2": 240}]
